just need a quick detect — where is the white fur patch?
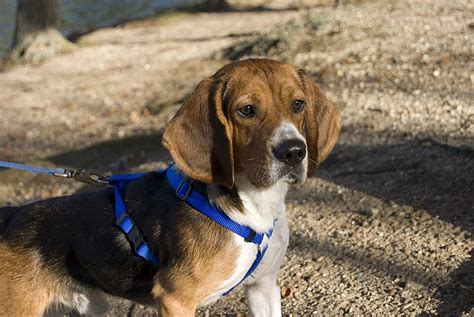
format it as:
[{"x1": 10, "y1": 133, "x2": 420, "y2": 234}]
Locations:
[
  {"x1": 270, "y1": 120, "x2": 305, "y2": 144},
  {"x1": 201, "y1": 202, "x2": 290, "y2": 312},
  {"x1": 269, "y1": 120, "x2": 308, "y2": 183},
  {"x1": 200, "y1": 233, "x2": 258, "y2": 306},
  {"x1": 229, "y1": 177, "x2": 288, "y2": 233},
  {"x1": 244, "y1": 210, "x2": 290, "y2": 317},
  {"x1": 201, "y1": 176, "x2": 289, "y2": 307},
  {"x1": 52, "y1": 290, "x2": 110, "y2": 316}
]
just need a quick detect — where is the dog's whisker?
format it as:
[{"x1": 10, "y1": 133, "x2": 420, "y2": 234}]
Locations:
[{"x1": 307, "y1": 157, "x2": 321, "y2": 168}]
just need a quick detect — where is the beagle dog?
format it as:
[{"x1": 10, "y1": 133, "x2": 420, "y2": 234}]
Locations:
[{"x1": 0, "y1": 59, "x2": 341, "y2": 316}]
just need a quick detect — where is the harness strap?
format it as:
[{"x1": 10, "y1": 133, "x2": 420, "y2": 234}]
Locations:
[
  {"x1": 224, "y1": 236, "x2": 271, "y2": 295},
  {"x1": 109, "y1": 172, "x2": 160, "y2": 266},
  {"x1": 110, "y1": 167, "x2": 274, "y2": 291},
  {"x1": 0, "y1": 160, "x2": 275, "y2": 293},
  {"x1": 165, "y1": 166, "x2": 274, "y2": 294},
  {"x1": 166, "y1": 167, "x2": 269, "y2": 245}
]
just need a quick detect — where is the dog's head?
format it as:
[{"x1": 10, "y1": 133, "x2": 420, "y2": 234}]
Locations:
[{"x1": 163, "y1": 59, "x2": 341, "y2": 188}]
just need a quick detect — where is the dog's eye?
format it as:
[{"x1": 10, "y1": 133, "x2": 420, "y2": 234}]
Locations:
[
  {"x1": 292, "y1": 100, "x2": 306, "y2": 113},
  {"x1": 237, "y1": 105, "x2": 256, "y2": 118}
]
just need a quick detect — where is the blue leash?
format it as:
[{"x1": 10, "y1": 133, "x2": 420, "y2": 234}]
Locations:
[
  {"x1": 0, "y1": 160, "x2": 273, "y2": 293},
  {"x1": 0, "y1": 160, "x2": 109, "y2": 186},
  {"x1": 0, "y1": 160, "x2": 158, "y2": 263},
  {"x1": 0, "y1": 160, "x2": 68, "y2": 176}
]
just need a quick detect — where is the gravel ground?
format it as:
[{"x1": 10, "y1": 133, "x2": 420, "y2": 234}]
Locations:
[{"x1": 0, "y1": 0, "x2": 472, "y2": 315}]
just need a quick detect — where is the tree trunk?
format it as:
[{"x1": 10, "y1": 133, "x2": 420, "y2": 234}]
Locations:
[
  {"x1": 204, "y1": 0, "x2": 229, "y2": 10},
  {"x1": 11, "y1": 0, "x2": 72, "y2": 63}
]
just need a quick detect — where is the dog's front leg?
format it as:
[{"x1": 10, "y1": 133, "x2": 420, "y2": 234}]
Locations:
[
  {"x1": 245, "y1": 273, "x2": 281, "y2": 317},
  {"x1": 155, "y1": 295, "x2": 197, "y2": 317},
  {"x1": 245, "y1": 209, "x2": 289, "y2": 317}
]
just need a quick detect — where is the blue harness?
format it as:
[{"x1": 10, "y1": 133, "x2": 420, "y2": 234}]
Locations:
[
  {"x1": 0, "y1": 161, "x2": 273, "y2": 293},
  {"x1": 110, "y1": 166, "x2": 273, "y2": 293}
]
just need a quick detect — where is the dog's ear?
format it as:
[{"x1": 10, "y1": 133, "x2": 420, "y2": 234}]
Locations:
[
  {"x1": 162, "y1": 79, "x2": 234, "y2": 187},
  {"x1": 299, "y1": 70, "x2": 342, "y2": 176}
]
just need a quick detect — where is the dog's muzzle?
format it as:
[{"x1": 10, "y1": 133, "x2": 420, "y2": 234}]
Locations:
[
  {"x1": 272, "y1": 139, "x2": 307, "y2": 183},
  {"x1": 272, "y1": 139, "x2": 306, "y2": 167}
]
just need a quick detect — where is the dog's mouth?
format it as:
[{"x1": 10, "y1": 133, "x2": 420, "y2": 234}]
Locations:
[
  {"x1": 278, "y1": 164, "x2": 306, "y2": 184},
  {"x1": 282, "y1": 174, "x2": 299, "y2": 184},
  {"x1": 281, "y1": 171, "x2": 305, "y2": 184},
  {"x1": 243, "y1": 157, "x2": 307, "y2": 187}
]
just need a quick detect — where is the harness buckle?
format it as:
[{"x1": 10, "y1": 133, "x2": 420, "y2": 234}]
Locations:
[
  {"x1": 52, "y1": 169, "x2": 74, "y2": 178},
  {"x1": 176, "y1": 179, "x2": 192, "y2": 200},
  {"x1": 73, "y1": 169, "x2": 110, "y2": 187},
  {"x1": 244, "y1": 229, "x2": 257, "y2": 243},
  {"x1": 116, "y1": 214, "x2": 145, "y2": 253},
  {"x1": 126, "y1": 225, "x2": 145, "y2": 253}
]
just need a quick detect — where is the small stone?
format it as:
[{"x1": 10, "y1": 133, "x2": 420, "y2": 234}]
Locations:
[
  {"x1": 395, "y1": 278, "x2": 407, "y2": 288},
  {"x1": 370, "y1": 207, "x2": 380, "y2": 217},
  {"x1": 401, "y1": 289, "x2": 411, "y2": 298},
  {"x1": 280, "y1": 286, "x2": 292, "y2": 299},
  {"x1": 129, "y1": 111, "x2": 140, "y2": 123},
  {"x1": 407, "y1": 281, "x2": 423, "y2": 291}
]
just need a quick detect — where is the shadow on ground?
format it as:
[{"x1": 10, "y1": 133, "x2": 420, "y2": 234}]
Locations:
[
  {"x1": 1, "y1": 122, "x2": 472, "y2": 315},
  {"x1": 434, "y1": 249, "x2": 474, "y2": 316},
  {"x1": 0, "y1": 131, "x2": 170, "y2": 200},
  {"x1": 290, "y1": 231, "x2": 443, "y2": 288},
  {"x1": 302, "y1": 124, "x2": 473, "y2": 315},
  {"x1": 67, "y1": 2, "x2": 310, "y2": 43},
  {"x1": 318, "y1": 139, "x2": 473, "y2": 233},
  {"x1": 49, "y1": 132, "x2": 170, "y2": 171}
]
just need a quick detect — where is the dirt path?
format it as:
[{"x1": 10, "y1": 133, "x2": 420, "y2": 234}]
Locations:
[
  {"x1": 0, "y1": 4, "x2": 301, "y2": 163},
  {"x1": 0, "y1": 0, "x2": 472, "y2": 315}
]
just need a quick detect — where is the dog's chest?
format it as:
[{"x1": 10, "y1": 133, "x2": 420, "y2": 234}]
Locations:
[
  {"x1": 228, "y1": 180, "x2": 288, "y2": 233},
  {"x1": 201, "y1": 182, "x2": 289, "y2": 306},
  {"x1": 200, "y1": 233, "x2": 259, "y2": 306}
]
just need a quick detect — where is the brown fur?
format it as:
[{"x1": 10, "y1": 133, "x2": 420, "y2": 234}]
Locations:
[
  {"x1": 0, "y1": 59, "x2": 340, "y2": 316},
  {"x1": 154, "y1": 59, "x2": 341, "y2": 314},
  {"x1": 163, "y1": 59, "x2": 341, "y2": 188},
  {"x1": 0, "y1": 244, "x2": 56, "y2": 317},
  {"x1": 151, "y1": 226, "x2": 237, "y2": 315},
  {"x1": 124, "y1": 175, "x2": 240, "y2": 314}
]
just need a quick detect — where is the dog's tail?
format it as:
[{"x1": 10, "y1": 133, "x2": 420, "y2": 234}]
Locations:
[{"x1": 0, "y1": 206, "x2": 17, "y2": 237}]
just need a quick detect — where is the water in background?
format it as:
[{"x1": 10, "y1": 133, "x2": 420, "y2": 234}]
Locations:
[
  {"x1": 0, "y1": 0, "x2": 200, "y2": 57},
  {"x1": 0, "y1": 0, "x2": 15, "y2": 56}
]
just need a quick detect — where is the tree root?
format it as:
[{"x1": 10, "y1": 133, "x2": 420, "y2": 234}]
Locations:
[{"x1": 10, "y1": 28, "x2": 74, "y2": 64}]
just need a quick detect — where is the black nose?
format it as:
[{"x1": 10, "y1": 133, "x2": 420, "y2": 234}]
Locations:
[{"x1": 273, "y1": 139, "x2": 306, "y2": 167}]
